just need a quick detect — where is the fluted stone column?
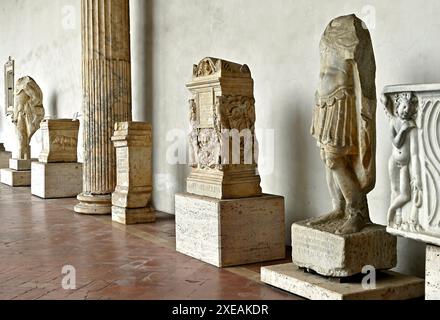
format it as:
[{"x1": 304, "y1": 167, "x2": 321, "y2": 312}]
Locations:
[{"x1": 75, "y1": 0, "x2": 132, "y2": 214}]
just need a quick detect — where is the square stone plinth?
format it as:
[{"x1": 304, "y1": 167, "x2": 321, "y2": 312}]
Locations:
[
  {"x1": 112, "y1": 206, "x2": 156, "y2": 225},
  {"x1": 0, "y1": 168, "x2": 31, "y2": 187},
  {"x1": 426, "y1": 245, "x2": 440, "y2": 300},
  {"x1": 292, "y1": 220, "x2": 397, "y2": 277},
  {"x1": 31, "y1": 162, "x2": 82, "y2": 199},
  {"x1": 10, "y1": 158, "x2": 33, "y2": 171},
  {"x1": 175, "y1": 193, "x2": 285, "y2": 267},
  {"x1": 261, "y1": 263, "x2": 424, "y2": 300},
  {"x1": 0, "y1": 151, "x2": 12, "y2": 169}
]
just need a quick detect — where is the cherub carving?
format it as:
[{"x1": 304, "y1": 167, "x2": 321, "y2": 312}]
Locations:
[
  {"x1": 9, "y1": 76, "x2": 45, "y2": 160},
  {"x1": 383, "y1": 92, "x2": 422, "y2": 231}
]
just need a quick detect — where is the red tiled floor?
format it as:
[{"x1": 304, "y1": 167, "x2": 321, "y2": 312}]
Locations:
[{"x1": 0, "y1": 184, "x2": 301, "y2": 300}]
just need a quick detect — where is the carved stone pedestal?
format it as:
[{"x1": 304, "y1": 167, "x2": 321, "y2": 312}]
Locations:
[
  {"x1": 0, "y1": 159, "x2": 35, "y2": 187},
  {"x1": 31, "y1": 162, "x2": 82, "y2": 199},
  {"x1": 31, "y1": 119, "x2": 81, "y2": 199},
  {"x1": 426, "y1": 245, "x2": 440, "y2": 300},
  {"x1": 261, "y1": 264, "x2": 424, "y2": 300},
  {"x1": 175, "y1": 193, "x2": 285, "y2": 267},
  {"x1": 176, "y1": 58, "x2": 284, "y2": 267},
  {"x1": 291, "y1": 220, "x2": 397, "y2": 277},
  {"x1": 0, "y1": 144, "x2": 12, "y2": 169},
  {"x1": 111, "y1": 122, "x2": 154, "y2": 225},
  {"x1": 260, "y1": 219, "x2": 425, "y2": 300},
  {"x1": 185, "y1": 57, "x2": 262, "y2": 200},
  {"x1": 38, "y1": 119, "x2": 80, "y2": 163}
]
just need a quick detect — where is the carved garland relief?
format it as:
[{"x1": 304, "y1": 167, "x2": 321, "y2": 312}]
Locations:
[{"x1": 189, "y1": 95, "x2": 256, "y2": 170}]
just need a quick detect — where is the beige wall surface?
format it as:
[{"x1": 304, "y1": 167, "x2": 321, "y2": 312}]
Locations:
[{"x1": 1, "y1": 0, "x2": 437, "y2": 276}]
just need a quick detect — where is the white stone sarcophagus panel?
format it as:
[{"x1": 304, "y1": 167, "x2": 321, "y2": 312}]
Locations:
[{"x1": 383, "y1": 84, "x2": 440, "y2": 246}]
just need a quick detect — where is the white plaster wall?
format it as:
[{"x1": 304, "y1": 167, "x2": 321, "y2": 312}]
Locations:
[
  {"x1": 1, "y1": 0, "x2": 437, "y2": 277},
  {"x1": 0, "y1": 0, "x2": 82, "y2": 159}
]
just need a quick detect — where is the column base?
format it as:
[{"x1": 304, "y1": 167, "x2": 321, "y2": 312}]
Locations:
[
  {"x1": 0, "y1": 168, "x2": 31, "y2": 187},
  {"x1": 261, "y1": 263, "x2": 424, "y2": 300},
  {"x1": 74, "y1": 193, "x2": 112, "y2": 215},
  {"x1": 175, "y1": 193, "x2": 285, "y2": 267},
  {"x1": 31, "y1": 162, "x2": 82, "y2": 199},
  {"x1": 112, "y1": 206, "x2": 156, "y2": 225}
]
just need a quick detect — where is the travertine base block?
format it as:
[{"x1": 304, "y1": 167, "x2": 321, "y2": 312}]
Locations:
[
  {"x1": 292, "y1": 220, "x2": 397, "y2": 277},
  {"x1": 0, "y1": 151, "x2": 12, "y2": 168},
  {"x1": 261, "y1": 263, "x2": 424, "y2": 300},
  {"x1": 112, "y1": 206, "x2": 156, "y2": 225},
  {"x1": 426, "y1": 245, "x2": 440, "y2": 300},
  {"x1": 31, "y1": 162, "x2": 82, "y2": 199},
  {"x1": 175, "y1": 193, "x2": 285, "y2": 267},
  {"x1": 9, "y1": 158, "x2": 33, "y2": 171},
  {"x1": 0, "y1": 168, "x2": 31, "y2": 187}
]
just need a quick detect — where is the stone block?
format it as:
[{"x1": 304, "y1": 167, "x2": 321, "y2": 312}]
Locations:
[
  {"x1": 292, "y1": 220, "x2": 397, "y2": 277},
  {"x1": 426, "y1": 245, "x2": 440, "y2": 300},
  {"x1": 111, "y1": 121, "x2": 154, "y2": 224},
  {"x1": 9, "y1": 158, "x2": 33, "y2": 171},
  {"x1": 0, "y1": 151, "x2": 12, "y2": 169},
  {"x1": 112, "y1": 206, "x2": 156, "y2": 225},
  {"x1": 0, "y1": 168, "x2": 31, "y2": 187},
  {"x1": 175, "y1": 193, "x2": 285, "y2": 267},
  {"x1": 261, "y1": 263, "x2": 424, "y2": 300},
  {"x1": 31, "y1": 162, "x2": 82, "y2": 199}
]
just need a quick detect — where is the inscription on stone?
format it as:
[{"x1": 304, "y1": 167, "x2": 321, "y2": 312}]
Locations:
[
  {"x1": 293, "y1": 232, "x2": 340, "y2": 262},
  {"x1": 198, "y1": 91, "x2": 214, "y2": 128},
  {"x1": 187, "y1": 181, "x2": 221, "y2": 198}
]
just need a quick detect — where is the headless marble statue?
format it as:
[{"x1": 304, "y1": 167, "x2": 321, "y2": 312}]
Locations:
[
  {"x1": 8, "y1": 76, "x2": 45, "y2": 160},
  {"x1": 309, "y1": 14, "x2": 377, "y2": 234}
]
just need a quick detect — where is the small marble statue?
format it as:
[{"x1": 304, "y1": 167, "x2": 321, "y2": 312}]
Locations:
[
  {"x1": 383, "y1": 92, "x2": 422, "y2": 231},
  {"x1": 9, "y1": 76, "x2": 45, "y2": 160},
  {"x1": 309, "y1": 14, "x2": 377, "y2": 234}
]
